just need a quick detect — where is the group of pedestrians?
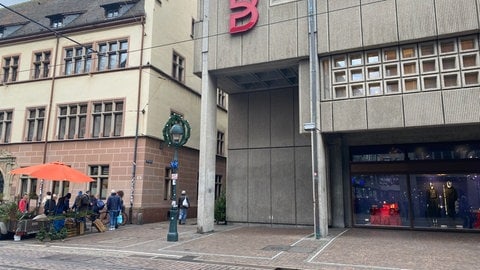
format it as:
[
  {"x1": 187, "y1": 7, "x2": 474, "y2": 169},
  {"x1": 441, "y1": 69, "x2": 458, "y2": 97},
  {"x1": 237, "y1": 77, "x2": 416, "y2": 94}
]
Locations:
[{"x1": 35, "y1": 188, "x2": 190, "y2": 231}]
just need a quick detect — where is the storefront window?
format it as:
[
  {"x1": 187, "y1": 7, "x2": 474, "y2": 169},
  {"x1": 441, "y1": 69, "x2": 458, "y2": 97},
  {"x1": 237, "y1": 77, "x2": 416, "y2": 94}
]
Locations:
[
  {"x1": 410, "y1": 174, "x2": 480, "y2": 229},
  {"x1": 352, "y1": 174, "x2": 409, "y2": 227}
]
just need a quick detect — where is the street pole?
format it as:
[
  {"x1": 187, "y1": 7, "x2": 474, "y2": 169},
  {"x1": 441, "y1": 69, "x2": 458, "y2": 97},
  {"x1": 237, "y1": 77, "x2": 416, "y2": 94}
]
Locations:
[
  {"x1": 167, "y1": 146, "x2": 179, "y2": 242},
  {"x1": 163, "y1": 115, "x2": 190, "y2": 242}
]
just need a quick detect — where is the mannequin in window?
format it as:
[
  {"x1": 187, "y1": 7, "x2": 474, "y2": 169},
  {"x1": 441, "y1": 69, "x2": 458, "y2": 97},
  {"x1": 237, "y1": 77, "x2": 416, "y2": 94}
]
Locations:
[
  {"x1": 443, "y1": 181, "x2": 458, "y2": 219},
  {"x1": 426, "y1": 182, "x2": 439, "y2": 226}
]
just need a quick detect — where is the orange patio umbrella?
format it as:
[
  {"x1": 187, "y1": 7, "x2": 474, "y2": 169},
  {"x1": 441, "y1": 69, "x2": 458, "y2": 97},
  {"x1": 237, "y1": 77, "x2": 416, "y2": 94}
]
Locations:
[{"x1": 10, "y1": 161, "x2": 93, "y2": 183}]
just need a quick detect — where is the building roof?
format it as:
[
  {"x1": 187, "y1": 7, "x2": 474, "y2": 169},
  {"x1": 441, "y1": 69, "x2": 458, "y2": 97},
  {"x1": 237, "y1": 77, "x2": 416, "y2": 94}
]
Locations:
[{"x1": 0, "y1": 0, "x2": 145, "y2": 41}]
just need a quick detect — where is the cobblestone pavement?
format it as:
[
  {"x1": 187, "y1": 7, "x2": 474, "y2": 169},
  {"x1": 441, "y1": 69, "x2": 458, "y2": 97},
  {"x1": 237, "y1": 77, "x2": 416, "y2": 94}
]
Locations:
[{"x1": 1, "y1": 221, "x2": 480, "y2": 270}]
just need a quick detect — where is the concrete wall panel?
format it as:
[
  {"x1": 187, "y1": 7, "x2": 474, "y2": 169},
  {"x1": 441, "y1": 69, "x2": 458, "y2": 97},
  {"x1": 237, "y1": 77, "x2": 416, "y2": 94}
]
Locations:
[
  {"x1": 443, "y1": 88, "x2": 480, "y2": 124},
  {"x1": 320, "y1": 102, "x2": 333, "y2": 132},
  {"x1": 271, "y1": 148, "x2": 296, "y2": 224},
  {"x1": 271, "y1": 89, "x2": 294, "y2": 147},
  {"x1": 436, "y1": 0, "x2": 478, "y2": 35},
  {"x1": 249, "y1": 92, "x2": 271, "y2": 148},
  {"x1": 269, "y1": 2, "x2": 298, "y2": 60},
  {"x1": 403, "y1": 92, "x2": 444, "y2": 127},
  {"x1": 227, "y1": 150, "x2": 249, "y2": 222},
  {"x1": 362, "y1": 0, "x2": 398, "y2": 47},
  {"x1": 229, "y1": 94, "x2": 249, "y2": 149},
  {"x1": 216, "y1": 34, "x2": 242, "y2": 69},
  {"x1": 295, "y1": 146, "x2": 313, "y2": 224},
  {"x1": 397, "y1": 0, "x2": 436, "y2": 41},
  {"x1": 328, "y1": 0, "x2": 359, "y2": 11},
  {"x1": 367, "y1": 95, "x2": 404, "y2": 129},
  {"x1": 216, "y1": 0, "x2": 230, "y2": 35},
  {"x1": 294, "y1": 86, "x2": 311, "y2": 146},
  {"x1": 317, "y1": 13, "x2": 329, "y2": 54},
  {"x1": 332, "y1": 99, "x2": 367, "y2": 131},
  {"x1": 248, "y1": 149, "x2": 271, "y2": 223},
  {"x1": 298, "y1": 61, "x2": 311, "y2": 135},
  {"x1": 242, "y1": 26, "x2": 270, "y2": 65},
  {"x1": 329, "y1": 7, "x2": 362, "y2": 52},
  {"x1": 270, "y1": 20, "x2": 298, "y2": 60},
  {"x1": 297, "y1": 0, "x2": 309, "y2": 56}
]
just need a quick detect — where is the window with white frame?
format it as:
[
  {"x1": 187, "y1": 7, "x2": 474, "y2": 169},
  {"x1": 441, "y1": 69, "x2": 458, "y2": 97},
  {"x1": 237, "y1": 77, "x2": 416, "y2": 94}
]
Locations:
[
  {"x1": 172, "y1": 51, "x2": 185, "y2": 82},
  {"x1": 89, "y1": 165, "x2": 109, "y2": 200},
  {"x1": 215, "y1": 175, "x2": 222, "y2": 200},
  {"x1": 26, "y1": 107, "x2": 45, "y2": 142},
  {"x1": 64, "y1": 46, "x2": 92, "y2": 75},
  {"x1": 0, "y1": 110, "x2": 12, "y2": 143},
  {"x1": 2, "y1": 55, "x2": 19, "y2": 83},
  {"x1": 92, "y1": 101, "x2": 123, "y2": 138},
  {"x1": 217, "y1": 89, "x2": 227, "y2": 108},
  {"x1": 58, "y1": 104, "x2": 87, "y2": 140},
  {"x1": 32, "y1": 51, "x2": 51, "y2": 79},
  {"x1": 97, "y1": 40, "x2": 128, "y2": 71},
  {"x1": 216, "y1": 131, "x2": 225, "y2": 156}
]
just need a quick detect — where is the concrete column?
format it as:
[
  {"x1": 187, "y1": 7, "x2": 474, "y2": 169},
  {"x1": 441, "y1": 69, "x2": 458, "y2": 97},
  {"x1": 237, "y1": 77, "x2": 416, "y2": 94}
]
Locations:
[
  {"x1": 316, "y1": 133, "x2": 328, "y2": 237},
  {"x1": 329, "y1": 137, "x2": 345, "y2": 228},
  {"x1": 197, "y1": 72, "x2": 217, "y2": 233},
  {"x1": 197, "y1": 0, "x2": 216, "y2": 233}
]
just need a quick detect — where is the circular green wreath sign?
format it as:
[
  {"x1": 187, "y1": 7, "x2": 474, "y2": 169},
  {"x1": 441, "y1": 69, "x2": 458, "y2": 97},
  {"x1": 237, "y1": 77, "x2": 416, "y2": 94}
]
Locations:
[{"x1": 162, "y1": 115, "x2": 191, "y2": 147}]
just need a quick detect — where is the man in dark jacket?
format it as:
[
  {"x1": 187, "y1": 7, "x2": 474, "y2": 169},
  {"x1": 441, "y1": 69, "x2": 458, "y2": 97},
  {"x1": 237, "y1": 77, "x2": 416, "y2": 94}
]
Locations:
[
  {"x1": 44, "y1": 194, "x2": 57, "y2": 216},
  {"x1": 106, "y1": 190, "x2": 122, "y2": 230}
]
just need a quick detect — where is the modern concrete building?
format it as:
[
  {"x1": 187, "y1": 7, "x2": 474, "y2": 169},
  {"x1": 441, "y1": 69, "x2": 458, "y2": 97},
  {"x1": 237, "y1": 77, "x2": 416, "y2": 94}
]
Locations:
[
  {"x1": 195, "y1": 0, "x2": 480, "y2": 235},
  {"x1": 0, "y1": 0, "x2": 227, "y2": 224}
]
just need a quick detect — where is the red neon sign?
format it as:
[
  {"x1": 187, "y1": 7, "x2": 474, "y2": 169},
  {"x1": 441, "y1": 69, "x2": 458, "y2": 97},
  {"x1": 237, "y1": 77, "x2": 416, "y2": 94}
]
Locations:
[{"x1": 229, "y1": 0, "x2": 259, "y2": 34}]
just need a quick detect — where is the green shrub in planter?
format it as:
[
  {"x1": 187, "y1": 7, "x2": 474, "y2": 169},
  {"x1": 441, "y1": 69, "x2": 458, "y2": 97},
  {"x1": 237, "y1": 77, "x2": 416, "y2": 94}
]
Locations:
[{"x1": 214, "y1": 192, "x2": 226, "y2": 224}]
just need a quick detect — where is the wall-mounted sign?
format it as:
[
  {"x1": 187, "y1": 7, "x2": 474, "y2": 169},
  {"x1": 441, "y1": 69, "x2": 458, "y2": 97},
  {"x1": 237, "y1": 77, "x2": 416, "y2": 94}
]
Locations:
[{"x1": 229, "y1": 0, "x2": 259, "y2": 34}]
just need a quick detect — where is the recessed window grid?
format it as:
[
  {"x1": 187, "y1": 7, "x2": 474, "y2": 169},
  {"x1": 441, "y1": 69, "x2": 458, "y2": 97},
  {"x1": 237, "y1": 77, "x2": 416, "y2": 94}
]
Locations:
[{"x1": 325, "y1": 35, "x2": 480, "y2": 99}]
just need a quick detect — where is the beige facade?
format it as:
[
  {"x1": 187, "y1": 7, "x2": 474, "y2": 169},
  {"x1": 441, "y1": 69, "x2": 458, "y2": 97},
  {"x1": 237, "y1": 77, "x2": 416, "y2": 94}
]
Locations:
[
  {"x1": 195, "y1": 0, "x2": 480, "y2": 234},
  {"x1": 0, "y1": 0, "x2": 227, "y2": 224}
]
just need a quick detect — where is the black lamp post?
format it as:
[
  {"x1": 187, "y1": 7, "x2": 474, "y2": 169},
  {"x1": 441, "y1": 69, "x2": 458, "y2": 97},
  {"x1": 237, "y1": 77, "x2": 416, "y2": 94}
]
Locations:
[{"x1": 163, "y1": 115, "x2": 190, "y2": 242}]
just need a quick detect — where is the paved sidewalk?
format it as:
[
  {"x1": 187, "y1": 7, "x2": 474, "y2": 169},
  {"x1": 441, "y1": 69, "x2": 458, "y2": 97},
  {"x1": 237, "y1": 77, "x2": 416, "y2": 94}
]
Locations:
[{"x1": 20, "y1": 220, "x2": 480, "y2": 269}]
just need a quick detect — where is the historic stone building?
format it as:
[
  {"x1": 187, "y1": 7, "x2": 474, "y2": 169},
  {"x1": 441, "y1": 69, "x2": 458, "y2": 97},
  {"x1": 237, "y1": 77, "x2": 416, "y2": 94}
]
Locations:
[{"x1": 0, "y1": 0, "x2": 227, "y2": 224}]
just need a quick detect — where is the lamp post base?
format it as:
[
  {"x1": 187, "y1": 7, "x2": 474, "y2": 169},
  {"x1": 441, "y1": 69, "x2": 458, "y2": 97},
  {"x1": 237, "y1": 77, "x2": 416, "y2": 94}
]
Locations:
[{"x1": 167, "y1": 208, "x2": 178, "y2": 242}]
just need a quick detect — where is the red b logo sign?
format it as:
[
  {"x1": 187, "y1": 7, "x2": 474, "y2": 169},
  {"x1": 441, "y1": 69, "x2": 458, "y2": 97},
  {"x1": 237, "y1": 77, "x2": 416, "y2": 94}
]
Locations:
[{"x1": 229, "y1": 0, "x2": 259, "y2": 34}]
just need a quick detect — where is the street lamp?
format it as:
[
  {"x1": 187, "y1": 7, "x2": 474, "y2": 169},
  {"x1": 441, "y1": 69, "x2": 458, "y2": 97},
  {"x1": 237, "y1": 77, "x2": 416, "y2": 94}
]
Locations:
[{"x1": 163, "y1": 115, "x2": 190, "y2": 242}]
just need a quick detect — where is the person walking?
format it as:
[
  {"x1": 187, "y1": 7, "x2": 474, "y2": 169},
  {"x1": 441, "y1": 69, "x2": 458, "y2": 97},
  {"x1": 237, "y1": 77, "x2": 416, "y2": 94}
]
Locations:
[
  {"x1": 177, "y1": 190, "x2": 190, "y2": 225},
  {"x1": 106, "y1": 190, "x2": 121, "y2": 230}
]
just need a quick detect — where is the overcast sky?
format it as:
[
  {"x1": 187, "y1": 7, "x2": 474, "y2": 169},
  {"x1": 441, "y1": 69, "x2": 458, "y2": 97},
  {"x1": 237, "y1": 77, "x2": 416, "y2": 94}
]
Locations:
[{"x1": 0, "y1": 0, "x2": 29, "y2": 7}]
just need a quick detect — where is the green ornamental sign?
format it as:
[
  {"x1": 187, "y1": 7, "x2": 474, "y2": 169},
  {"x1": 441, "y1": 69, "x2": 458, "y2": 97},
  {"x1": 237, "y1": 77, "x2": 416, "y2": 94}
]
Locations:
[{"x1": 162, "y1": 114, "x2": 191, "y2": 147}]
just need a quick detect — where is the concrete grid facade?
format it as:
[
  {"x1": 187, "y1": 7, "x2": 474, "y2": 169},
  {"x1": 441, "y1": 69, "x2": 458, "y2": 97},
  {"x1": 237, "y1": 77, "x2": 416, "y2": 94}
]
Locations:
[{"x1": 195, "y1": 0, "x2": 480, "y2": 234}]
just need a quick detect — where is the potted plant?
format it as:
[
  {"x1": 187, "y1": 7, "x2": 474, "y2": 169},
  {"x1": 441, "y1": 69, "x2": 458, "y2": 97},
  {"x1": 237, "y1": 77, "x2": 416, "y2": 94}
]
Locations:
[{"x1": 214, "y1": 192, "x2": 227, "y2": 225}]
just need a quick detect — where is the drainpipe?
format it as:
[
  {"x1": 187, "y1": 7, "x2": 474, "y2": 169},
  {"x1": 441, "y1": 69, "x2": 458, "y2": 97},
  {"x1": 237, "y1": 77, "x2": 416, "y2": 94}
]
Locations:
[
  {"x1": 38, "y1": 35, "x2": 60, "y2": 207},
  {"x1": 307, "y1": 0, "x2": 327, "y2": 238},
  {"x1": 130, "y1": 17, "x2": 145, "y2": 224}
]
